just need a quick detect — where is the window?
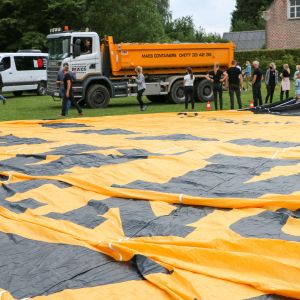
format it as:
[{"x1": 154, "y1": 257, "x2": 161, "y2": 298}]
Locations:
[
  {"x1": 289, "y1": 0, "x2": 300, "y2": 18},
  {"x1": 73, "y1": 37, "x2": 93, "y2": 55},
  {"x1": 1, "y1": 57, "x2": 11, "y2": 70},
  {"x1": 14, "y1": 56, "x2": 46, "y2": 71},
  {"x1": 48, "y1": 37, "x2": 70, "y2": 60}
]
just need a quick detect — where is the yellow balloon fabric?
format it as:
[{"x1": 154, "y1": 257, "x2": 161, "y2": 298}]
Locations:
[{"x1": 0, "y1": 111, "x2": 300, "y2": 299}]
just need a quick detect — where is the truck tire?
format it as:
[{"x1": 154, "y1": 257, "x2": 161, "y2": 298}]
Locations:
[
  {"x1": 13, "y1": 91, "x2": 23, "y2": 97},
  {"x1": 195, "y1": 79, "x2": 213, "y2": 102},
  {"x1": 146, "y1": 95, "x2": 168, "y2": 103},
  {"x1": 168, "y1": 80, "x2": 185, "y2": 104},
  {"x1": 86, "y1": 84, "x2": 110, "y2": 108},
  {"x1": 37, "y1": 82, "x2": 47, "y2": 96}
]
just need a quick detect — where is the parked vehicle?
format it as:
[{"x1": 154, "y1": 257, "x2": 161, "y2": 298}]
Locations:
[
  {"x1": 47, "y1": 28, "x2": 234, "y2": 107},
  {"x1": 0, "y1": 52, "x2": 48, "y2": 96}
]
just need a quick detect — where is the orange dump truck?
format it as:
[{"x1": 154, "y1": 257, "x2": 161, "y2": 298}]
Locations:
[{"x1": 47, "y1": 30, "x2": 234, "y2": 108}]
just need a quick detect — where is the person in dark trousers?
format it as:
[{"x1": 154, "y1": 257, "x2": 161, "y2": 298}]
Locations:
[
  {"x1": 0, "y1": 72, "x2": 6, "y2": 104},
  {"x1": 132, "y1": 66, "x2": 147, "y2": 111},
  {"x1": 225, "y1": 60, "x2": 243, "y2": 110},
  {"x1": 60, "y1": 63, "x2": 83, "y2": 117},
  {"x1": 252, "y1": 61, "x2": 263, "y2": 107},
  {"x1": 183, "y1": 67, "x2": 195, "y2": 111},
  {"x1": 265, "y1": 62, "x2": 278, "y2": 104},
  {"x1": 206, "y1": 63, "x2": 227, "y2": 110},
  {"x1": 56, "y1": 63, "x2": 76, "y2": 98},
  {"x1": 280, "y1": 64, "x2": 291, "y2": 100}
]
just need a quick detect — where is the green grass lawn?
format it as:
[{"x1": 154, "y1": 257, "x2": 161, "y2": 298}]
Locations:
[{"x1": 0, "y1": 85, "x2": 294, "y2": 121}]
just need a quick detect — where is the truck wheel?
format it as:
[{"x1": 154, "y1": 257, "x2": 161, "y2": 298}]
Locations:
[
  {"x1": 168, "y1": 80, "x2": 185, "y2": 104},
  {"x1": 195, "y1": 79, "x2": 213, "y2": 102},
  {"x1": 86, "y1": 84, "x2": 110, "y2": 108},
  {"x1": 37, "y1": 82, "x2": 47, "y2": 96},
  {"x1": 146, "y1": 95, "x2": 168, "y2": 103},
  {"x1": 13, "y1": 91, "x2": 23, "y2": 97}
]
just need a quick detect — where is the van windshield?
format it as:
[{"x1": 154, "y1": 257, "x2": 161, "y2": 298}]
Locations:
[{"x1": 48, "y1": 37, "x2": 70, "y2": 60}]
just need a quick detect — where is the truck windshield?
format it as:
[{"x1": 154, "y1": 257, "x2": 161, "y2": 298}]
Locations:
[{"x1": 48, "y1": 37, "x2": 70, "y2": 60}]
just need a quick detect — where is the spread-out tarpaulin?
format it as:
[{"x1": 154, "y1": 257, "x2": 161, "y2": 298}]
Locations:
[{"x1": 0, "y1": 111, "x2": 300, "y2": 300}]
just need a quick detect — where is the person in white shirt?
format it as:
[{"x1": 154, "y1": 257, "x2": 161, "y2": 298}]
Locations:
[{"x1": 183, "y1": 67, "x2": 195, "y2": 110}]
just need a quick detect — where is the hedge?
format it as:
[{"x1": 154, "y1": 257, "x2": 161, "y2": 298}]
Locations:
[{"x1": 235, "y1": 48, "x2": 300, "y2": 73}]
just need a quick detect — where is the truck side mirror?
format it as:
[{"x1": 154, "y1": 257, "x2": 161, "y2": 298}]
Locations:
[{"x1": 73, "y1": 39, "x2": 81, "y2": 58}]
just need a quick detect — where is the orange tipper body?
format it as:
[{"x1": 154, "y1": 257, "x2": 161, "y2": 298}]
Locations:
[{"x1": 104, "y1": 36, "x2": 235, "y2": 76}]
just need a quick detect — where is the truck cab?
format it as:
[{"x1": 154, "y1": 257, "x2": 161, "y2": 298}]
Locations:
[{"x1": 47, "y1": 31, "x2": 102, "y2": 100}]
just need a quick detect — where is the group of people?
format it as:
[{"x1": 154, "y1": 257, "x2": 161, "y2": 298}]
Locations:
[
  {"x1": 56, "y1": 59, "x2": 300, "y2": 115},
  {"x1": 243, "y1": 61, "x2": 300, "y2": 106},
  {"x1": 182, "y1": 60, "x2": 300, "y2": 111}
]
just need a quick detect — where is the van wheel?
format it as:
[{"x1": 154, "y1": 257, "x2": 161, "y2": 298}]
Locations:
[
  {"x1": 37, "y1": 82, "x2": 47, "y2": 96},
  {"x1": 86, "y1": 84, "x2": 110, "y2": 108},
  {"x1": 13, "y1": 91, "x2": 23, "y2": 97},
  {"x1": 195, "y1": 79, "x2": 213, "y2": 102},
  {"x1": 168, "y1": 80, "x2": 185, "y2": 104}
]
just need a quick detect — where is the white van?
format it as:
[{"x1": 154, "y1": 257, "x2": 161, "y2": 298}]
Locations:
[{"x1": 0, "y1": 52, "x2": 48, "y2": 96}]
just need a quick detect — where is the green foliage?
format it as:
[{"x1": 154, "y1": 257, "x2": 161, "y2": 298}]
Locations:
[
  {"x1": 0, "y1": 0, "x2": 228, "y2": 52},
  {"x1": 231, "y1": 0, "x2": 273, "y2": 31},
  {"x1": 165, "y1": 16, "x2": 196, "y2": 42},
  {"x1": 47, "y1": 0, "x2": 87, "y2": 29},
  {"x1": 86, "y1": 0, "x2": 165, "y2": 43},
  {"x1": 235, "y1": 49, "x2": 300, "y2": 72},
  {"x1": 21, "y1": 32, "x2": 47, "y2": 50},
  {"x1": 196, "y1": 27, "x2": 228, "y2": 43}
]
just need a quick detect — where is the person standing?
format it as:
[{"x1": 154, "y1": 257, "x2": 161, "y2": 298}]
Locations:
[
  {"x1": 60, "y1": 63, "x2": 83, "y2": 116},
  {"x1": 206, "y1": 63, "x2": 227, "y2": 110},
  {"x1": 56, "y1": 63, "x2": 76, "y2": 98},
  {"x1": 243, "y1": 61, "x2": 252, "y2": 91},
  {"x1": 252, "y1": 61, "x2": 263, "y2": 107},
  {"x1": 132, "y1": 66, "x2": 147, "y2": 111},
  {"x1": 225, "y1": 60, "x2": 243, "y2": 110},
  {"x1": 183, "y1": 67, "x2": 195, "y2": 111},
  {"x1": 295, "y1": 71, "x2": 300, "y2": 100},
  {"x1": 265, "y1": 63, "x2": 278, "y2": 104},
  {"x1": 0, "y1": 72, "x2": 6, "y2": 104},
  {"x1": 293, "y1": 65, "x2": 300, "y2": 80},
  {"x1": 280, "y1": 64, "x2": 291, "y2": 100}
]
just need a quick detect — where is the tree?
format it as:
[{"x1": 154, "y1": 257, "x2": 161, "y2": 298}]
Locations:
[
  {"x1": 0, "y1": 0, "x2": 226, "y2": 52},
  {"x1": 231, "y1": 0, "x2": 273, "y2": 31},
  {"x1": 46, "y1": 0, "x2": 87, "y2": 30},
  {"x1": 165, "y1": 16, "x2": 197, "y2": 42},
  {"x1": 85, "y1": 0, "x2": 166, "y2": 42},
  {"x1": 0, "y1": 0, "x2": 87, "y2": 52}
]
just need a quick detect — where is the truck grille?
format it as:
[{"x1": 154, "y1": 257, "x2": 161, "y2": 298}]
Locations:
[{"x1": 47, "y1": 65, "x2": 60, "y2": 97}]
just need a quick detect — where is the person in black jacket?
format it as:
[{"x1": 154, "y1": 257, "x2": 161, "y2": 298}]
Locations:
[
  {"x1": 280, "y1": 64, "x2": 291, "y2": 100},
  {"x1": 206, "y1": 63, "x2": 227, "y2": 110},
  {"x1": 265, "y1": 62, "x2": 278, "y2": 104},
  {"x1": 252, "y1": 61, "x2": 263, "y2": 106},
  {"x1": 225, "y1": 60, "x2": 243, "y2": 109},
  {"x1": 60, "y1": 63, "x2": 83, "y2": 116}
]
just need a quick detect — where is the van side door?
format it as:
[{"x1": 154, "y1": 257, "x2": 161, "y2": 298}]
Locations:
[{"x1": 0, "y1": 56, "x2": 14, "y2": 92}]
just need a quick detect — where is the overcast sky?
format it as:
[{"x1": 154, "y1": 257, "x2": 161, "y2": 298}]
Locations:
[{"x1": 169, "y1": 0, "x2": 236, "y2": 35}]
